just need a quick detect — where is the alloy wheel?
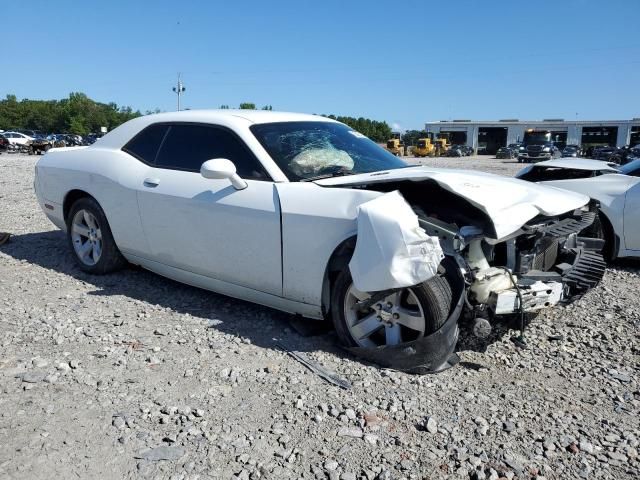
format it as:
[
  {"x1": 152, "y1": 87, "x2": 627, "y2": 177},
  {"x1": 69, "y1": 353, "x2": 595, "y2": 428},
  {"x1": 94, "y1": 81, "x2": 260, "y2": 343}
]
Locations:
[
  {"x1": 70, "y1": 209, "x2": 103, "y2": 266},
  {"x1": 343, "y1": 285, "x2": 426, "y2": 348}
]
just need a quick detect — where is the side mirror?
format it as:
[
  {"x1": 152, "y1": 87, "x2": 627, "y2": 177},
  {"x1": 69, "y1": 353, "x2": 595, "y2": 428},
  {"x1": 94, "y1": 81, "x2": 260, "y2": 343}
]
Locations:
[{"x1": 200, "y1": 158, "x2": 247, "y2": 190}]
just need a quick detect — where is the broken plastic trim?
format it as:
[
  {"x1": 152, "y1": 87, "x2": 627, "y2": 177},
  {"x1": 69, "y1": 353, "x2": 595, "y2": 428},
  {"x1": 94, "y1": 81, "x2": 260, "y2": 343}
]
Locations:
[{"x1": 345, "y1": 288, "x2": 464, "y2": 374}]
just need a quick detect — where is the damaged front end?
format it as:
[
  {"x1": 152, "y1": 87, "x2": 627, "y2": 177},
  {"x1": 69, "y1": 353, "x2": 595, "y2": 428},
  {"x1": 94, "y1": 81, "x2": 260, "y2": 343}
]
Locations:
[
  {"x1": 419, "y1": 208, "x2": 606, "y2": 329},
  {"x1": 337, "y1": 176, "x2": 606, "y2": 373}
]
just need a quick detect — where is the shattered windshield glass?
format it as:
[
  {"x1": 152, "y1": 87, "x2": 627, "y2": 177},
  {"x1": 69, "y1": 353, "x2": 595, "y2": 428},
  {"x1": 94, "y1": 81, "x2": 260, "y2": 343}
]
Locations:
[{"x1": 250, "y1": 121, "x2": 408, "y2": 181}]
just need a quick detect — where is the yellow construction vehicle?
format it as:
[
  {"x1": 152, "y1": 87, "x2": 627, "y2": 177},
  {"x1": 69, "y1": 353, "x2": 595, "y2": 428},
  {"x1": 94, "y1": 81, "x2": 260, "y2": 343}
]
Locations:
[
  {"x1": 413, "y1": 135, "x2": 437, "y2": 157},
  {"x1": 434, "y1": 134, "x2": 451, "y2": 155},
  {"x1": 413, "y1": 133, "x2": 451, "y2": 157},
  {"x1": 385, "y1": 132, "x2": 405, "y2": 156}
]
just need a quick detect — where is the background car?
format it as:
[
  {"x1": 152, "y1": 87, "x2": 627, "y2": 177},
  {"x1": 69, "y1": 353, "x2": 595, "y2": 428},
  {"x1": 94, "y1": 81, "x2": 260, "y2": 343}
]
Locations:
[
  {"x1": 496, "y1": 146, "x2": 516, "y2": 159},
  {"x1": 2, "y1": 131, "x2": 34, "y2": 145},
  {"x1": 446, "y1": 144, "x2": 464, "y2": 157},
  {"x1": 516, "y1": 158, "x2": 619, "y2": 181},
  {"x1": 591, "y1": 146, "x2": 617, "y2": 161},
  {"x1": 608, "y1": 145, "x2": 640, "y2": 165},
  {"x1": 29, "y1": 134, "x2": 54, "y2": 155},
  {"x1": 0, "y1": 134, "x2": 9, "y2": 153},
  {"x1": 517, "y1": 141, "x2": 561, "y2": 163},
  {"x1": 562, "y1": 145, "x2": 582, "y2": 157},
  {"x1": 516, "y1": 158, "x2": 640, "y2": 259}
]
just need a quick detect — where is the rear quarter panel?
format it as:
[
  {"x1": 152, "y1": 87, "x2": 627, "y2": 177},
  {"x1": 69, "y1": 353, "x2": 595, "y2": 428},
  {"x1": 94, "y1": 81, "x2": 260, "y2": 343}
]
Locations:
[{"x1": 36, "y1": 146, "x2": 150, "y2": 257}]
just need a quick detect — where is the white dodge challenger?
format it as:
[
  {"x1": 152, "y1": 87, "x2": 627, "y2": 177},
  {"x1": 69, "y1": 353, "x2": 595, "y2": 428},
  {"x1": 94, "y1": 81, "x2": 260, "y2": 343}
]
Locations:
[{"x1": 34, "y1": 111, "x2": 606, "y2": 372}]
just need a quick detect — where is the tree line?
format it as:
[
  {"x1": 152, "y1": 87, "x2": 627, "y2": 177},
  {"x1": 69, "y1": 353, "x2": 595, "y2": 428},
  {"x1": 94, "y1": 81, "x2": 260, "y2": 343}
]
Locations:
[
  {"x1": 0, "y1": 93, "x2": 394, "y2": 143},
  {"x1": 220, "y1": 103, "x2": 393, "y2": 142},
  {"x1": 0, "y1": 93, "x2": 142, "y2": 135},
  {"x1": 322, "y1": 115, "x2": 392, "y2": 143}
]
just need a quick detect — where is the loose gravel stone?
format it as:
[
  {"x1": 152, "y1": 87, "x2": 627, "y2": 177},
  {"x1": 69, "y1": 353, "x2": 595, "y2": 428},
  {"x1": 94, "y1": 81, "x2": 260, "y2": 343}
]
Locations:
[{"x1": 426, "y1": 417, "x2": 438, "y2": 434}]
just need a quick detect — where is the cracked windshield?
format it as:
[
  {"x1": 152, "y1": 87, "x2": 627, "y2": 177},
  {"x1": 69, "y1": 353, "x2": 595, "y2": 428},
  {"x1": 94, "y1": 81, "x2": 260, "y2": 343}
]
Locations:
[{"x1": 250, "y1": 121, "x2": 408, "y2": 181}]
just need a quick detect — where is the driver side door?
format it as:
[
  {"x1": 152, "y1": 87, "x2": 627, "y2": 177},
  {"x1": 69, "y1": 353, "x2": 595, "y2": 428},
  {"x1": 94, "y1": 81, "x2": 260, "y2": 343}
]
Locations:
[{"x1": 128, "y1": 122, "x2": 283, "y2": 296}]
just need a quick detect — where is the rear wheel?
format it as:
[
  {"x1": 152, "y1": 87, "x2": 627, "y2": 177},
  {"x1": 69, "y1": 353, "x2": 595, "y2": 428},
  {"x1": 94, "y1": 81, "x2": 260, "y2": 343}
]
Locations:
[
  {"x1": 331, "y1": 269, "x2": 452, "y2": 348},
  {"x1": 66, "y1": 197, "x2": 127, "y2": 274}
]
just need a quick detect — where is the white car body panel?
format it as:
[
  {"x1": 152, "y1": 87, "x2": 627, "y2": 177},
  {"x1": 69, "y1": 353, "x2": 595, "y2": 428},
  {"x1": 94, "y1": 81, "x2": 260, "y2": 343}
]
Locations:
[
  {"x1": 315, "y1": 166, "x2": 590, "y2": 239},
  {"x1": 541, "y1": 174, "x2": 640, "y2": 257},
  {"x1": 274, "y1": 182, "x2": 379, "y2": 305},
  {"x1": 34, "y1": 110, "x2": 597, "y2": 321},
  {"x1": 136, "y1": 171, "x2": 282, "y2": 296},
  {"x1": 349, "y1": 191, "x2": 444, "y2": 292},
  {"x1": 4, "y1": 132, "x2": 33, "y2": 145},
  {"x1": 36, "y1": 147, "x2": 151, "y2": 256},
  {"x1": 531, "y1": 158, "x2": 619, "y2": 171},
  {"x1": 124, "y1": 252, "x2": 323, "y2": 318}
]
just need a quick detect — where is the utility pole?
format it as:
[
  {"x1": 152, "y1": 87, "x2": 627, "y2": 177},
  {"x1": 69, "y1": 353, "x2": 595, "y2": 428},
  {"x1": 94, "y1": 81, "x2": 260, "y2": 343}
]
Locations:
[{"x1": 172, "y1": 73, "x2": 186, "y2": 111}]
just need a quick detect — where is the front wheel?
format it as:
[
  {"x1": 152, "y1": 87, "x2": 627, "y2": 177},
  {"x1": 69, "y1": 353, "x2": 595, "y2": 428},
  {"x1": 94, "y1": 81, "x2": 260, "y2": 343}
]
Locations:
[
  {"x1": 66, "y1": 197, "x2": 127, "y2": 274},
  {"x1": 331, "y1": 269, "x2": 452, "y2": 348}
]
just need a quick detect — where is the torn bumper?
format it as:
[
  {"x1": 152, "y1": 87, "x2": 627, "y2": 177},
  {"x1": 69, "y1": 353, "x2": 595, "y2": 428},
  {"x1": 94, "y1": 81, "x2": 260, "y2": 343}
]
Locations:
[
  {"x1": 346, "y1": 289, "x2": 463, "y2": 374},
  {"x1": 490, "y1": 245, "x2": 607, "y2": 315}
]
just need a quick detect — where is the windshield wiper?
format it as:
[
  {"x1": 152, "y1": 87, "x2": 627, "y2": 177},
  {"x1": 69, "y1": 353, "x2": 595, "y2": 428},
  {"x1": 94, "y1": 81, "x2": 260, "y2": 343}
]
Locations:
[{"x1": 301, "y1": 170, "x2": 356, "y2": 182}]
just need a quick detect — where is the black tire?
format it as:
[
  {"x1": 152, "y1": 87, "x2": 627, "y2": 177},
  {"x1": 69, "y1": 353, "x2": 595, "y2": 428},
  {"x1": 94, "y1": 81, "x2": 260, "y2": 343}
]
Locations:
[
  {"x1": 66, "y1": 197, "x2": 127, "y2": 274},
  {"x1": 584, "y1": 210, "x2": 616, "y2": 261},
  {"x1": 331, "y1": 268, "x2": 452, "y2": 348}
]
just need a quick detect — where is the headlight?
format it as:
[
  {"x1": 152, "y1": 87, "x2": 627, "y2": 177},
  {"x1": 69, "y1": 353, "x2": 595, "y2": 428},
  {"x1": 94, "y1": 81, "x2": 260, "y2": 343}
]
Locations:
[
  {"x1": 543, "y1": 147, "x2": 550, "y2": 152},
  {"x1": 519, "y1": 146, "x2": 525, "y2": 151}
]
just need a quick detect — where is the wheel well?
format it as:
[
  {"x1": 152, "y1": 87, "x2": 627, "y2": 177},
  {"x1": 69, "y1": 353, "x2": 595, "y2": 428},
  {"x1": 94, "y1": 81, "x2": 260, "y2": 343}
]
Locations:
[
  {"x1": 320, "y1": 236, "x2": 465, "y2": 319},
  {"x1": 320, "y1": 236, "x2": 356, "y2": 318},
  {"x1": 597, "y1": 209, "x2": 618, "y2": 261},
  {"x1": 63, "y1": 190, "x2": 94, "y2": 222}
]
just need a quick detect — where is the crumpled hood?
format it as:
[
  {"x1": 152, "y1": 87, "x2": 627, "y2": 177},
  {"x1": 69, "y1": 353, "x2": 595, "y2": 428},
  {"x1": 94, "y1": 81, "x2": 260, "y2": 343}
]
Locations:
[{"x1": 314, "y1": 166, "x2": 590, "y2": 239}]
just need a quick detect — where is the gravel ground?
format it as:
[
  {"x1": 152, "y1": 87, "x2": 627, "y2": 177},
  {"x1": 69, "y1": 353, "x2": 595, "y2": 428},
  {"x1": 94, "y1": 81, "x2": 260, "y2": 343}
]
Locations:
[{"x1": 0, "y1": 152, "x2": 638, "y2": 480}]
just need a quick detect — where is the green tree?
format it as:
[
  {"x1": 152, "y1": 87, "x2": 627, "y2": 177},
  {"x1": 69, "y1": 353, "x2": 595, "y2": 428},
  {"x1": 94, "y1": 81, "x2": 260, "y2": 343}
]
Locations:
[
  {"x1": 261, "y1": 105, "x2": 273, "y2": 111},
  {"x1": 68, "y1": 116, "x2": 88, "y2": 135},
  {"x1": 402, "y1": 130, "x2": 431, "y2": 147},
  {"x1": 322, "y1": 114, "x2": 392, "y2": 143},
  {"x1": 0, "y1": 93, "x2": 142, "y2": 134},
  {"x1": 239, "y1": 102, "x2": 256, "y2": 110}
]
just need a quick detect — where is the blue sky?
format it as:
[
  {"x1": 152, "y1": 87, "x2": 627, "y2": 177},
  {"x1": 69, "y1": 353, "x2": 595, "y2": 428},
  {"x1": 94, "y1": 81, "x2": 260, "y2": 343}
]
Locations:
[{"x1": 2, "y1": 0, "x2": 639, "y2": 130}]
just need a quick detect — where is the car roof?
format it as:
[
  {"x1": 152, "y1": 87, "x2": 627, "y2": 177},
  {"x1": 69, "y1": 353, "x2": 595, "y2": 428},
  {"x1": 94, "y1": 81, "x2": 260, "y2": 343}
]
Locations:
[
  {"x1": 97, "y1": 109, "x2": 338, "y2": 149},
  {"x1": 141, "y1": 109, "x2": 332, "y2": 125},
  {"x1": 530, "y1": 158, "x2": 619, "y2": 171}
]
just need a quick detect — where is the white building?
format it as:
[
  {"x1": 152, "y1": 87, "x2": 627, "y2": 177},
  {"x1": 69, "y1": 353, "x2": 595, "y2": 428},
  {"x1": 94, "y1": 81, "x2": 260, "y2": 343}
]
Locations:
[{"x1": 425, "y1": 119, "x2": 640, "y2": 154}]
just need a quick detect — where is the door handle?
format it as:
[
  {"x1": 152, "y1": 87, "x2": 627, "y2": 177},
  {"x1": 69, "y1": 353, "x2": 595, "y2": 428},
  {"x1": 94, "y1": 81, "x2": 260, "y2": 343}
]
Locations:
[{"x1": 143, "y1": 178, "x2": 160, "y2": 187}]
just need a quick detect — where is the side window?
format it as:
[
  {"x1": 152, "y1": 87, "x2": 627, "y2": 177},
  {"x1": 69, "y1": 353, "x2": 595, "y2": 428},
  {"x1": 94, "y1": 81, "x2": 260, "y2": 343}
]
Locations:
[
  {"x1": 122, "y1": 124, "x2": 169, "y2": 164},
  {"x1": 155, "y1": 124, "x2": 269, "y2": 180}
]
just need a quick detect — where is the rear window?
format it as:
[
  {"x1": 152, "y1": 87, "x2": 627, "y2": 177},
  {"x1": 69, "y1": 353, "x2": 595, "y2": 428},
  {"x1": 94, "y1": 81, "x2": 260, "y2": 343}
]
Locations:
[
  {"x1": 619, "y1": 159, "x2": 640, "y2": 177},
  {"x1": 518, "y1": 167, "x2": 597, "y2": 182},
  {"x1": 122, "y1": 124, "x2": 169, "y2": 164}
]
